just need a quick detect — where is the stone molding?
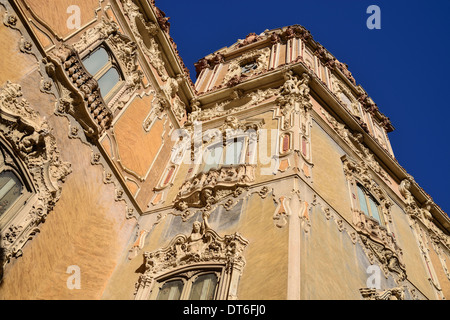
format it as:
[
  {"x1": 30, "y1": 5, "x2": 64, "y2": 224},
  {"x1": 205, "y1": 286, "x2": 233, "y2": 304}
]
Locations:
[{"x1": 0, "y1": 81, "x2": 71, "y2": 264}]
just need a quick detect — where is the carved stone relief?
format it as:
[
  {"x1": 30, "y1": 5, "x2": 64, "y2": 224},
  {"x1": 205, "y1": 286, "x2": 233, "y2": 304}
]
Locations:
[
  {"x1": 134, "y1": 213, "x2": 249, "y2": 300},
  {"x1": 0, "y1": 81, "x2": 71, "y2": 264},
  {"x1": 321, "y1": 107, "x2": 391, "y2": 184},
  {"x1": 359, "y1": 287, "x2": 405, "y2": 300},
  {"x1": 119, "y1": 0, "x2": 167, "y2": 81},
  {"x1": 222, "y1": 48, "x2": 270, "y2": 87}
]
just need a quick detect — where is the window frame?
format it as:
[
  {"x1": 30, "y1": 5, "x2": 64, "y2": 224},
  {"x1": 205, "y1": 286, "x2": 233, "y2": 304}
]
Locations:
[
  {"x1": 81, "y1": 44, "x2": 124, "y2": 102},
  {"x1": 200, "y1": 135, "x2": 254, "y2": 174},
  {"x1": 0, "y1": 142, "x2": 34, "y2": 230},
  {"x1": 356, "y1": 183, "x2": 384, "y2": 226},
  {"x1": 150, "y1": 268, "x2": 222, "y2": 300}
]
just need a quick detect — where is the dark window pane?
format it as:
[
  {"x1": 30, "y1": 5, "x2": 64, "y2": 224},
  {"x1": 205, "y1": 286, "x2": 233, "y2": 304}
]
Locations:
[
  {"x1": 97, "y1": 67, "x2": 120, "y2": 97},
  {"x1": 156, "y1": 280, "x2": 183, "y2": 300},
  {"x1": 82, "y1": 47, "x2": 109, "y2": 76},
  {"x1": 189, "y1": 273, "x2": 217, "y2": 300},
  {"x1": 241, "y1": 62, "x2": 257, "y2": 74},
  {"x1": 0, "y1": 171, "x2": 23, "y2": 217}
]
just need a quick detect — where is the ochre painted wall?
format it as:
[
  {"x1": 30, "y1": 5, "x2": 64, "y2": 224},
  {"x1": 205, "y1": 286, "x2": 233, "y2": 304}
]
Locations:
[
  {"x1": 310, "y1": 121, "x2": 352, "y2": 223},
  {"x1": 0, "y1": 12, "x2": 136, "y2": 299}
]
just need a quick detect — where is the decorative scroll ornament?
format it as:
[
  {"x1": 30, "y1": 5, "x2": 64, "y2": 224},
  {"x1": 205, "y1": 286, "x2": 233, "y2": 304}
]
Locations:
[
  {"x1": 276, "y1": 70, "x2": 312, "y2": 129},
  {"x1": 321, "y1": 107, "x2": 390, "y2": 184},
  {"x1": 341, "y1": 156, "x2": 406, "y2": 281},
  {"x1": 399, "y1": 178, "x2": 450, "y2": 250},
  {"x1": 134, "y1": 213, "x2": 249, "y2": 300},
  {"x1": 174, "y1": 164, "x2": 256, "y2": 213},
  {"x1": 47, "y1": 44, "x2": 112, "y2": 140},
  {"x1": 223, "y1": 48, "x2": 270, "y2": 87},
  {"x1": 0, "y1": 81, "x2": 71, "y2": 264},
  {"x1": 120, "y1": 0, "x2": 168, "y2": 81}
]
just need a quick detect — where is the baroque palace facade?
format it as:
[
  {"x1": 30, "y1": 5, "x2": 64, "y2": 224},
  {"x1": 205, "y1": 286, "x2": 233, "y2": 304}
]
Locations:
[{"x1": 0, "y1": 0, "x2": 449, "y2": 300}]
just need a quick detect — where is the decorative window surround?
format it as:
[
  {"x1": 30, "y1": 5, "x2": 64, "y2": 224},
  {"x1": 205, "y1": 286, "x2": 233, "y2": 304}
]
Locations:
[
  {"x1": 134, "y1": 214, "x2": 249, "y2": 300},
  {"x1": 341, "y1": 154, "x2": 406, "y2": 281},
  {"x1": 0, "y1": 81, "x2": 71, "y2": 265}
]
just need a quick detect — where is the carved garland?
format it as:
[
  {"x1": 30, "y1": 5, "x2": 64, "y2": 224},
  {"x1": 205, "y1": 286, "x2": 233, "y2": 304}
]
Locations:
[{"x1": 0, "y1": 81, "x2": 71, "y2": 264}]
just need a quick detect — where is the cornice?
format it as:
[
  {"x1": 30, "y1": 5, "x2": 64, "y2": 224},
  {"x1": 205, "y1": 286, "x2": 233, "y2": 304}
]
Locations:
[{"x1": 136, "y1": 0, "x2": 196, "y2": 104}]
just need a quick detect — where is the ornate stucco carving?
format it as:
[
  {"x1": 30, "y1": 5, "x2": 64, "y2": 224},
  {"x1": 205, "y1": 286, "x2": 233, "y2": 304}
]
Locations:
[
  {"x1": 174, "y1": 164, "x2": 256, "y2": 214},
  {"x1": 187, "y1": 88, "x2": 278, "y2": 124},
  {"x1": 321, "y1": 107, "x2": 391, "y2": 184},
  {"x1": 0, "y1": 81, "x2": 71, "y2": 264},
  {"x1": 73, "y1": 17, "x2": 119, "y2": 53},
  {"x1": 222, "y1": 47, "x2": 270, "y2": 87},
  {"x1": 276, "y1": 70, "x2": 312, "y2": 130},
  {"x1": 399, "y1": 177, "x2": 450, "y2": 249},
  {"x1": 134, "y1": 213, "x2": 249, "y2": 300},
  {"x1": 341, "y1": 155, "x2": 406, "y2": 281},
  {"x1": 46, "y1": 45, "x2": 112, "y2": 140},
  {"x1": 359, "y1": 287, "x2": 405, "y2": 300},
  {"x1": 120, "y1": 0, "x2": 168, "y2": 81}
]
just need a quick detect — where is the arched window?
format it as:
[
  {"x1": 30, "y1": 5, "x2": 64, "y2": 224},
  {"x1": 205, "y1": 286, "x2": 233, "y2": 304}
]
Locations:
[
  {"x1": 356, "y1": 183, "x2": 383, "y2": 225},
  {"x1": 154, "y1": 271, "x2": 219, "y2": 300},
  {"x1": 0, "y1": 170, "x2": 23, "y2": 218},
  {"x1": 82, "y1": 46, "x2": 123, "y2": 101},
  {"x1": 203, "y1": 137, "x2": 246, "y2": 173}
]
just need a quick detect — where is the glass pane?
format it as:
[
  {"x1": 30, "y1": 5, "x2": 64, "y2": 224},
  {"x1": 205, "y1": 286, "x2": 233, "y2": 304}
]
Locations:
[
  {"x1": 357, "y1": 185, "x2": 370, "y2": 216},
  {"x1": 97, "y1": 67, "x2": 120, "y2": 97},
  {"x1": 368, "y1": 196, "x2": 382, "y2": 224},
  {"x1": 0, "y1": 171, "x2": 23, "y2": 217},
  {"x1": 203, "y1": 145, "x2": 223, "y2": 172},
  {"x1": 82, "y1": 47, "x2": 109, "y2": 76},
  {"x1": 241, "y1": 62, "x2": 257, "y2": 74},
  {"x1": 156, "y1": 280, "x2": 183, "y2": 300},
  {"x1": 224, "y1": 140, "x2": 243, "y2": 165},
  {"x1": 189, "y1": 274, "x2": 218, "y2": 300}
]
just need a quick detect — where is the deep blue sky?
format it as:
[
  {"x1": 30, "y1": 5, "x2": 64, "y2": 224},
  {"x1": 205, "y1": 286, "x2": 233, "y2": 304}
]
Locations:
[{"x1": 158, "y1": 0, "x2": 450, "y2": 215}]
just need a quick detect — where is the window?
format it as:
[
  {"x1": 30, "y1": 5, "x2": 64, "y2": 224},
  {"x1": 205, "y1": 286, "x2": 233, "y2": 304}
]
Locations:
[
  {"x1": 241, "y1": 61, "x2": 258, "y2": 75},
  {"x1": 82, "y1": 46, "x2": 122, "y2": 100},
  {"x1": 0, "y1": 142, "x2": 33, "y2": 228},
  {"x1": 0, "y1": 170, "x2": 23, "y2": 218},
  {"x1": 155, "y1": 272, "x2": 219, "y2": 300},
  {"x1": 203, "y1": 138, "x2": 245, "y2": 172},
  {"x1": 356, "y1": 183, "x2": 383, "y2": 225}
]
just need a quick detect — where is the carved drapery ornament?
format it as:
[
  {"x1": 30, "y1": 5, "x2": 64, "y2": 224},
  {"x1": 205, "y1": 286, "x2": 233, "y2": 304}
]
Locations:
[
  {"x1": 134, "y1": 215, "x2": 249, "y2": 300},
  {"x1": 0, "y1": 81, "x2": 71, "y2": 264}
]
